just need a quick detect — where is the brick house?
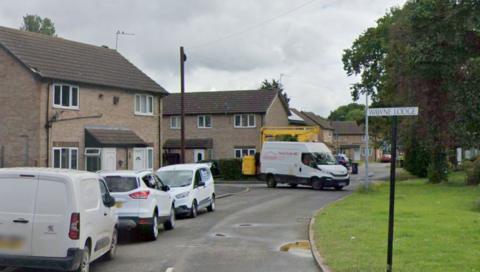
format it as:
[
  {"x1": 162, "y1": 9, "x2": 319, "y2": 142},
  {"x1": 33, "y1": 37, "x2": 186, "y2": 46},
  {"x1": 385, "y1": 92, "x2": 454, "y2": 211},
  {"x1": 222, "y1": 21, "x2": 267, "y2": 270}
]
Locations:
[
  {"x1": 162, "y1": 90, "x2": 290, "y2": 163},
  {"x1": 0, "y1": 26, "x2": 168, "y2": 171},
  {"x1": 331, "y1": 121, "x2": 374, "y2": 161},
  {"x1": 289, "y1": 109, "x2": 334, "y2": 148}
]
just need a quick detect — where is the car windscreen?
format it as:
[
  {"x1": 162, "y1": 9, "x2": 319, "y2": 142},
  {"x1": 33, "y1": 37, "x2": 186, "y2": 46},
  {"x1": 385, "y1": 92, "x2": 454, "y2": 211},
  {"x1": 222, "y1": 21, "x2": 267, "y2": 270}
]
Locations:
[
  {"x1": 157, "y1": 170, "x2": 193, "y2": 188},
  {"x1": 313, "y1": 152, "x2": 337, "y2": 165},
  {"x1": 104, "y1": 176, "x2": 138, "y2": 192}
]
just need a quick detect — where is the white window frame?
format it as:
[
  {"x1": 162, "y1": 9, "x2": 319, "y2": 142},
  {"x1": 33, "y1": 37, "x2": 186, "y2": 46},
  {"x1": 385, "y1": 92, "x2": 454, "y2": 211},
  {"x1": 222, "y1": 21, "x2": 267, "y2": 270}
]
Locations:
[
  {"x1": 197, "y1": 115, "x2": 212, "y2": 128},
  {"x1": 84, "y1": 148, "x2": 101, "y2": 172},
  {"x1": 52, "y1": 147, "x2": 78, "y2": 169},
  {"x1": 134, "y1": 94, "x2": 154, "y2": 116},
  {"x1": 170, "y1": 116, "x2": 181, "y2": 129},
  {"x1": 146, "y1": 147, "x2": 154, "y2": 170},
  {"x1": 234, "y1": 148, "x2": 256, "y2": 158},
  {"x1": 52, "y1": 83, "x2": 79, "y2": 110},
  {"x1": 234, "y1": 114, "x2": 256, "y2": 128}
]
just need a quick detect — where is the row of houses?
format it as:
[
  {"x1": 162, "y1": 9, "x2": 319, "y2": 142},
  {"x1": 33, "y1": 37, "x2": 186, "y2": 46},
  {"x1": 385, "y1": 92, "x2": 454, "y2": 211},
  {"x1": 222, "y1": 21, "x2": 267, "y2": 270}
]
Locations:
[{"x1": 0, "y1": 25, "x2": 373, "y2": 171}]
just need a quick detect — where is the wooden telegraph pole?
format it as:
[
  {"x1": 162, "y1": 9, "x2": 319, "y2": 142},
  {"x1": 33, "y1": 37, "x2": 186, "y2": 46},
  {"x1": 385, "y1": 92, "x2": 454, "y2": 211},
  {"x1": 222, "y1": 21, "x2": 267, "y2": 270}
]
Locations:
[{"x1": 180, "y1": 46, "x2": 186, "y2": 163}]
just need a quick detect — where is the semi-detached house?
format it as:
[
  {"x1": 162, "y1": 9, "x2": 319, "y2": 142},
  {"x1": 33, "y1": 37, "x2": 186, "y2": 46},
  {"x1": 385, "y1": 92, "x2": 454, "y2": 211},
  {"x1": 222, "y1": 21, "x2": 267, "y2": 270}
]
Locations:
[
  {"x1": 0, "y1": 26, "x2": 168, "y2": 171},
  {"x1": 162, "y1": 90, "x2": 290, "y2": 164}
]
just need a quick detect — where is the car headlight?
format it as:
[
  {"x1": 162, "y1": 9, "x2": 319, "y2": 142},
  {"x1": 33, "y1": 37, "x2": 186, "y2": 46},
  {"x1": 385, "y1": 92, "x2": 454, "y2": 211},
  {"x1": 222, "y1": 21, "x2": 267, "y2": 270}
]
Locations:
[{"x1": 175, "y1": 192, "x2": 190, "y2": 199}]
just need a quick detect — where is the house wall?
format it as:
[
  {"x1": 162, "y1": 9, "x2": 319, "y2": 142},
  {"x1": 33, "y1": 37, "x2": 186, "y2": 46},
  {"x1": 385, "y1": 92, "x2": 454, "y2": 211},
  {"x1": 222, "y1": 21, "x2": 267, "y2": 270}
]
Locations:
[
  {"x1": 264, "y1": 95, "x2": 290, "y2": 127},
  {"x1": 0, "y1": 48, "x2": 42, "y2": 167},
  {"x1": 45, "y1": 83, "x2": 162, "y2": 170},
  {"x1": 163, "y1": 114, "x2": 263, "y2": 163}
]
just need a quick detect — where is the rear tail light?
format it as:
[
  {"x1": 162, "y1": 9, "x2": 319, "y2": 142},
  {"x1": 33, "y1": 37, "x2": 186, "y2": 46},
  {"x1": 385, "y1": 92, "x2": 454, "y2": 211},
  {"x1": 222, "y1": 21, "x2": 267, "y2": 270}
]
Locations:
[
  {"x1": 129, "y1": 191, "x2": 150, "y2": 199},
  {"x1": 69, "y1": 213, "x2": 80, "y2": 240}
]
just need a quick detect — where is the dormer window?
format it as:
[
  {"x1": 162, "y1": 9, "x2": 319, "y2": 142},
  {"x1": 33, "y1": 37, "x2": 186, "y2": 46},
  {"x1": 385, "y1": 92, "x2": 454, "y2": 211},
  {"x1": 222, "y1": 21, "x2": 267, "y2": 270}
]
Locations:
[{"x1": 53, "y1": 84, "x2": 79, "y2": 109}]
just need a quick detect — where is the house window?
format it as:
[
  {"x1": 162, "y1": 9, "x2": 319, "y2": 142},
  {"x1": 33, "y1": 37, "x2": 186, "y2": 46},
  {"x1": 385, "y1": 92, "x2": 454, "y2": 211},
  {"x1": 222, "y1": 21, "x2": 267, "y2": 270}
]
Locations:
[
  {"x1": 53, "y1": 84, "x2": 79, "y2": 109},
  {"x1": 170, "y1": 116, "x2": 181, "y2": 129},
  {"x1": 147, "y1": 148, "x2": 154, "y2": 169},
  {"x1": 85, "y1": 148, "x2": 101, "y2": 172},
  {"x1": 197, "y1": 115, "x2": 212, "y2": 128},
  {"x1": 135, "y1": 94, "x2": 154, "y2": 115},
  {"x1": 362, "y1": 147, "x2": 373, "y2": 156},
  {"x1": 234, "y1": 148, "x2": 256, "y2": 158},
  {"x1": 234, "y1": 114, "x2": 256, "y2": 128},
  {"x1": 53, "y1": 147, "x2": 78, "y2": 169}
]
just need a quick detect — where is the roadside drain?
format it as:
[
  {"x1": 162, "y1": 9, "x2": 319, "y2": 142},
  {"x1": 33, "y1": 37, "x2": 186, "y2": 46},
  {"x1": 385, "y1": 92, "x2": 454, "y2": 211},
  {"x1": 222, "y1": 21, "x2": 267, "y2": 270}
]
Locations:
[
  {"x1": 239, "y1": 223, "x2": 252, "y2": 227},
  {"x1": 279, "y1": 240, "x2": 312, "y2": 258},
  {"x1": 215, "y1": 233, "x2": 226, "y2": 237}
]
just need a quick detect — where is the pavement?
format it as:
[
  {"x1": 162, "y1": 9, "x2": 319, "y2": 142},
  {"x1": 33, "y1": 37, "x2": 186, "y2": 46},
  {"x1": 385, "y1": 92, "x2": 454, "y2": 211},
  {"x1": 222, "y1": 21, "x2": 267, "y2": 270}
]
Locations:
[{"x1": 4, "y1": 163, "x2": 389, "y2": 272}]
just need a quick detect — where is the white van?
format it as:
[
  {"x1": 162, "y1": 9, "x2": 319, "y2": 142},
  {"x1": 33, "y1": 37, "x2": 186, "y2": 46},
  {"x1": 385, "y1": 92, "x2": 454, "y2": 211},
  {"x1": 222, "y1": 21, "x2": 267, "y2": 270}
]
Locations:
[
  {"x1": 0, "y1": 168, "x2": 118, "y2": 272},
  {"x1": 260, "y1": 142, "x2": 350, "y2": 190},
  {"x1": 157, "y1": 164, "x2": 215, "y2": 218}
]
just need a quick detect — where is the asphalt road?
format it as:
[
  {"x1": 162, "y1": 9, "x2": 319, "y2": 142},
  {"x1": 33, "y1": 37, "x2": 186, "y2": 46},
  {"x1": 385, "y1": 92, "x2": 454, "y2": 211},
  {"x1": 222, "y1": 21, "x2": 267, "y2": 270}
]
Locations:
[{"x1": 4, "y1": 163, "x2": 389, "y2": 272}]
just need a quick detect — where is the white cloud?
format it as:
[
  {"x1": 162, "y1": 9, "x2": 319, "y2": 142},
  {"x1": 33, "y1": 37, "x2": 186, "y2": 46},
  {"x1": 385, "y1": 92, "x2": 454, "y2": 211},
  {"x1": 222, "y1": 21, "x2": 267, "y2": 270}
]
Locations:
[{"x1": 0, "y1": 0, "x2": 405, "y2": 116}]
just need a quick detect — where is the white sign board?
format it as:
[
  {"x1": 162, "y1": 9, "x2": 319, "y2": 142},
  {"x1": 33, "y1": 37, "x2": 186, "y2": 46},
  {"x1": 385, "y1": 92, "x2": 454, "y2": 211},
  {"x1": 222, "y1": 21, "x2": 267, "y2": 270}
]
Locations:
[{"x1": 368, "y1": 107, "x2": 418, "y2": 117}]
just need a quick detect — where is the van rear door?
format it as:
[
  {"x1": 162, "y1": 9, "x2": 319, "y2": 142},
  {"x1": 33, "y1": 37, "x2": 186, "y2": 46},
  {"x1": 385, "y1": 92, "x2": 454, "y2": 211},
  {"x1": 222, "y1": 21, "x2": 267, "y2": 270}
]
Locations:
[
  {"x1": 31, "y1": 175, "x2": 70, "y2": 257},
  {"x1": 0, "y1": 173, "x2": 38, "y2": 256}
]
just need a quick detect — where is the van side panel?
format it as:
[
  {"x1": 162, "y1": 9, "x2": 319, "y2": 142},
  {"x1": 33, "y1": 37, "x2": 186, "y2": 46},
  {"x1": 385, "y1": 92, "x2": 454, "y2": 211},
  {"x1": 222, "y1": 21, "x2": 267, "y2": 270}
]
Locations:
[
  {"x1": 260, "y1": 142, "x2": 304, "y2": 183},
  {"x1": 31, "y1": 176, "x2": 71, "y2": 257},
  {"x1": 0, "y1": 174, "x2": 38, "y2": 256}
]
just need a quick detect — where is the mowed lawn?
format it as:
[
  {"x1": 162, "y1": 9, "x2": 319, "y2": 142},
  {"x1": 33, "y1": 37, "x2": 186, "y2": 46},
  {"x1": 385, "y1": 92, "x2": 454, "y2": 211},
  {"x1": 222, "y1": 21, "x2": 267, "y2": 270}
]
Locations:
[{"x1": 313, "y1": 172, "x2": 480, "y2": 272}]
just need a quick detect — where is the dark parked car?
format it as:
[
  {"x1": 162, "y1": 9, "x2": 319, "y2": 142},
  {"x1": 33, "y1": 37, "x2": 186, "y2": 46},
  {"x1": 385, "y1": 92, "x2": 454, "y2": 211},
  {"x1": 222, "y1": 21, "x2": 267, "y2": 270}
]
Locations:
[
  {"x1": 335, "y1": 154, "x2": 350, "y2": 169},
  {"x1": 380, "y1": 154, "x2": 392, "y2": 163}
]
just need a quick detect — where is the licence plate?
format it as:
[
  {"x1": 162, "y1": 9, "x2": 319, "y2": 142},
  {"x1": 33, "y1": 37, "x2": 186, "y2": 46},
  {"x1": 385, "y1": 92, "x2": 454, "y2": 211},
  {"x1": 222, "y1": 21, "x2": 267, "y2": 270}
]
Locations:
[
  {"x1": 115, "y1": 202, "x2": 123, "y2": 208},
  {"x1": 0, "y1": 237, "x2": 24, "y2": 250},
  {"x1": 338, "y1": 182, "x2": 347, "y2": 186}
]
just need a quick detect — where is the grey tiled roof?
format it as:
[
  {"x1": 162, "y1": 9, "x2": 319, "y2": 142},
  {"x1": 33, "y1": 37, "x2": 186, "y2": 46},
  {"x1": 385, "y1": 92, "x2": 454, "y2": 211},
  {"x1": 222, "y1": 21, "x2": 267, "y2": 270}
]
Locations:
[
  {"x1": 163, "y1": 90, "x2": 280, "y2": 115},
  {"x1": 85, "y1": 128, "x2": 147, "y2": 147},
  {"x1": 0, "y1": 26, "x2": 167, "y2": 94},
  {"x1": 331, "y1": 121, "x2": 364, "y2": 135},
  {"x1": 300, "y1": 111, "x2": 334, "y2": 130},
  {"x1": 163, "y1": 138, "x2": 213, "y2": 149}
]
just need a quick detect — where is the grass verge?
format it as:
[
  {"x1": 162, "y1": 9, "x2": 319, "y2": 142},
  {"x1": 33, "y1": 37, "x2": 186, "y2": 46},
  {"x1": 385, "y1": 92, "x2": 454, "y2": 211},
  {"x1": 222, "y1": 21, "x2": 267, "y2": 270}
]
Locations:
[{"x1": 313, "y1": 171, "x2": 480, "y2": 272}]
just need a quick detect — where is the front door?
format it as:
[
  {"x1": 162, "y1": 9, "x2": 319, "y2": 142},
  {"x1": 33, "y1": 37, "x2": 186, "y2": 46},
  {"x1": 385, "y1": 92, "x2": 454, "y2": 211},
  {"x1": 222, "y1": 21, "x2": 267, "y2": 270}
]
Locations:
[
  {"x1": 133, "y1": 148, "x2": 146, "y2": 170},
  {"x1": 102, "y1": 148, "x2": 117, "y2": 171},
  {"x1": 193, "y1": 149, "x2": 205, "y2": 162}
]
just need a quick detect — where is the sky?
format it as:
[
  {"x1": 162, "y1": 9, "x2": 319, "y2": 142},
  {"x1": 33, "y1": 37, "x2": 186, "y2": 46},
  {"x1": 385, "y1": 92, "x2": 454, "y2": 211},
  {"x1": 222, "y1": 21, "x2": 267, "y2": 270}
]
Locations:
[{"x1": 0, "y1": 0, "x2": 405, "y2": 117}]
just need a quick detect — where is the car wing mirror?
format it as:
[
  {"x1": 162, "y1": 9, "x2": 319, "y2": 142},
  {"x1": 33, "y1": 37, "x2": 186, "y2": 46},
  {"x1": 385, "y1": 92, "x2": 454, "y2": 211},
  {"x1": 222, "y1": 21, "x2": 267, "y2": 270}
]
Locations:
[
  {"x1": 105, "y1": 195, "x2": 116, "y2": 208},
  {"x1": 162, "y1": 185, "x2": 170, "y2": 192}
]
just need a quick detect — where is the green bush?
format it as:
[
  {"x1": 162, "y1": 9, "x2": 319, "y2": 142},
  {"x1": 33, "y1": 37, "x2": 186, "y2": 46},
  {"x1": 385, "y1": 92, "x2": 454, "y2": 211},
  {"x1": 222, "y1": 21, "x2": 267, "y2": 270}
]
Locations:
[
  {"x1": 218, "y1": 159, "x2": 243, "y2": 180},
  {"x1": 465, "y1": 158, "x2": 480, "y2": 185},
  {"x1": 403, "y1": 137, "x2": 430, "y2": 177}
]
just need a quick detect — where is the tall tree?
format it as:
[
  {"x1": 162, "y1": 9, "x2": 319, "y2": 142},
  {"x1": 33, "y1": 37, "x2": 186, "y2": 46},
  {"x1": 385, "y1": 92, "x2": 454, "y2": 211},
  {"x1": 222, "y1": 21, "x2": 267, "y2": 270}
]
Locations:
[
  {"x1": 20, "y1": 14, "x2": 56, "y2": 36},
  {"x1": 259, "y1": 79, "x2": 290, "y2": 105},
  {"x1": 343, "y1": 0, "x2": 480, "y2": 183},
  {"x1": 328, "y1": 103, "x2": 365, "y2": 123}
]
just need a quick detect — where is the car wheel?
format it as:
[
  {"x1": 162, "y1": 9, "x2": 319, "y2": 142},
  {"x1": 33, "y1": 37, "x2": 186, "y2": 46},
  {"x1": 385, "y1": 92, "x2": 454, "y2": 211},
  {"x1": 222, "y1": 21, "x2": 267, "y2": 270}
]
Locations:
[
  {"x1": 266, "y1": 175, "x2": 277, "y2": 188},
  {"x1": 334, "y1": 186, "x2": 344, "y2": 191},
  {"x1": 104, "y1": 228, "x2": 117, "y2": 260},
  {"x1": 164, "y1": 206, "x2": 176, "y2": 230},
  {"x1": 190, "y1": 201, "x2": 198, "y2": 218},
  {"x1": 311, "y1": 178, "x2": 323, "y2": 190},
  {"x1": 289, "y1": 183, "x2": 298, "y2": 188},
  {"x1": 145, "y1": 213, "x2": 159, "y2": 241},
  {"x1": 75, "y1": 245, "x2": 90, "y2": 272},
  {"x1": 207, "y1": 195, "x2": 215, "y2": 212}
]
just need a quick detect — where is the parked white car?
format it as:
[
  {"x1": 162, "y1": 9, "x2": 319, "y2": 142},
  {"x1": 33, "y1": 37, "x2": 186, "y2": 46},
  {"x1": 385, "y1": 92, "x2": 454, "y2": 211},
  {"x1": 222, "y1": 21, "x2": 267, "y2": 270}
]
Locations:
[
  {"x1": 157, "y1": 164, "x2": 215, "y2": 218},
  {"x1": 0, "y1": 168, "x2": 118, "y2": 272},
  {"x1": 99, "y1": 170, "x2": 175, "y2": 241}
]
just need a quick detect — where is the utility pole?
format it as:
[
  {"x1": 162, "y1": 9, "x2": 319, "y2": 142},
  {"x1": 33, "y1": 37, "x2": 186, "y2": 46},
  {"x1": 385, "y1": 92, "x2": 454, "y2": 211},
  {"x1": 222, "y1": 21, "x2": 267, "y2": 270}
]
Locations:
[
  {"x1": 364, "y1": 93, "x2": 370, "y2": 189},
  {"x1": 115, "y1": 30, "x2": 134, "y2": 50},
  {"x1": 180, "y1": 46, "x2": 186, "y2": 163}
]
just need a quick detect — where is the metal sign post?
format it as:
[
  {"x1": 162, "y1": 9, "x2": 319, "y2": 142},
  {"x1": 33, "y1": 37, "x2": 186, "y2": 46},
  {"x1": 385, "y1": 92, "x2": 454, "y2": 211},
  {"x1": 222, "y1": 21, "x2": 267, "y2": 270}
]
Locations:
[{"x1": 367, "y1": 107, "x2": 418, "y2": 272}]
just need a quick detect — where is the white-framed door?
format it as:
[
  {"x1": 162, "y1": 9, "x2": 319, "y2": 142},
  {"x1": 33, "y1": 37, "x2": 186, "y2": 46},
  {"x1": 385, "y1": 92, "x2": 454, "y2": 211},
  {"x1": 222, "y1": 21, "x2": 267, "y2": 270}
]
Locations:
[
  {"x1": 101, "y1": 148, "x2": 117, "y2": 171},
  {"x1": 133, "y1": 148, "x2": 146, "y2": 170},
  {"x1": 193, "y1": 149, "x2": 205, "y2": 162}
]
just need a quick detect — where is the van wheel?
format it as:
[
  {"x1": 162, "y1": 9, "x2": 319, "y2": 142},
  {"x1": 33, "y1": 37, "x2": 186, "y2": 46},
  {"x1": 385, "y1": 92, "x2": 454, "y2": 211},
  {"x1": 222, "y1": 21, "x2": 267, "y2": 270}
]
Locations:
[
  {"x1": 266, "y1": 175, "x2": 277, "y2": 188},
  {"x1": 312, "y1": 178, "x2": 323, "y2": 190},
  {"x1": 75, "y1": 245, "x2": 90, "y2": 272},
  {"x1": 334, "y1": 186, "x2": 344, "y2": 191},
  {"x1": 190, "y1": 201, "x2": 198, "y2": 218},
  {"x1": 207, "y1": 195, "x2": 215, "y2": 212},
  {"x1": 289, "y1": 183, "x2": 298, "y2": 188},
  {"x1": 164, "y1": 206, "x2": 176, "y2": 230},
  {"x1": 145, "y1": 213, "x2": 159, "y2": 241},
  {"x1": 104, "y1": 228, "x2": 117, "y2": 260}
]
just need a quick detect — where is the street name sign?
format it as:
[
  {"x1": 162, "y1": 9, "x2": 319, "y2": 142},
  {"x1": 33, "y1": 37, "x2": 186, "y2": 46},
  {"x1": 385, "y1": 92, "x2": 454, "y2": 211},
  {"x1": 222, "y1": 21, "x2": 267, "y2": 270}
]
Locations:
[
  {"x1": 368, "y1": 106, "x2": 418, "y2": 272},
  {"x1": 368, "y1": 107, "x2": 418, "y2": 117}
]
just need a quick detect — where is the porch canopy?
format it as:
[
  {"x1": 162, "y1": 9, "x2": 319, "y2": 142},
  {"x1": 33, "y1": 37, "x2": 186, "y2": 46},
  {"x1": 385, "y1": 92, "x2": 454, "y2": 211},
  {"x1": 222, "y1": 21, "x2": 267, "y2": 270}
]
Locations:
[{"x1": 85, "y1": 127, "x2": 148, "y2": 148}]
